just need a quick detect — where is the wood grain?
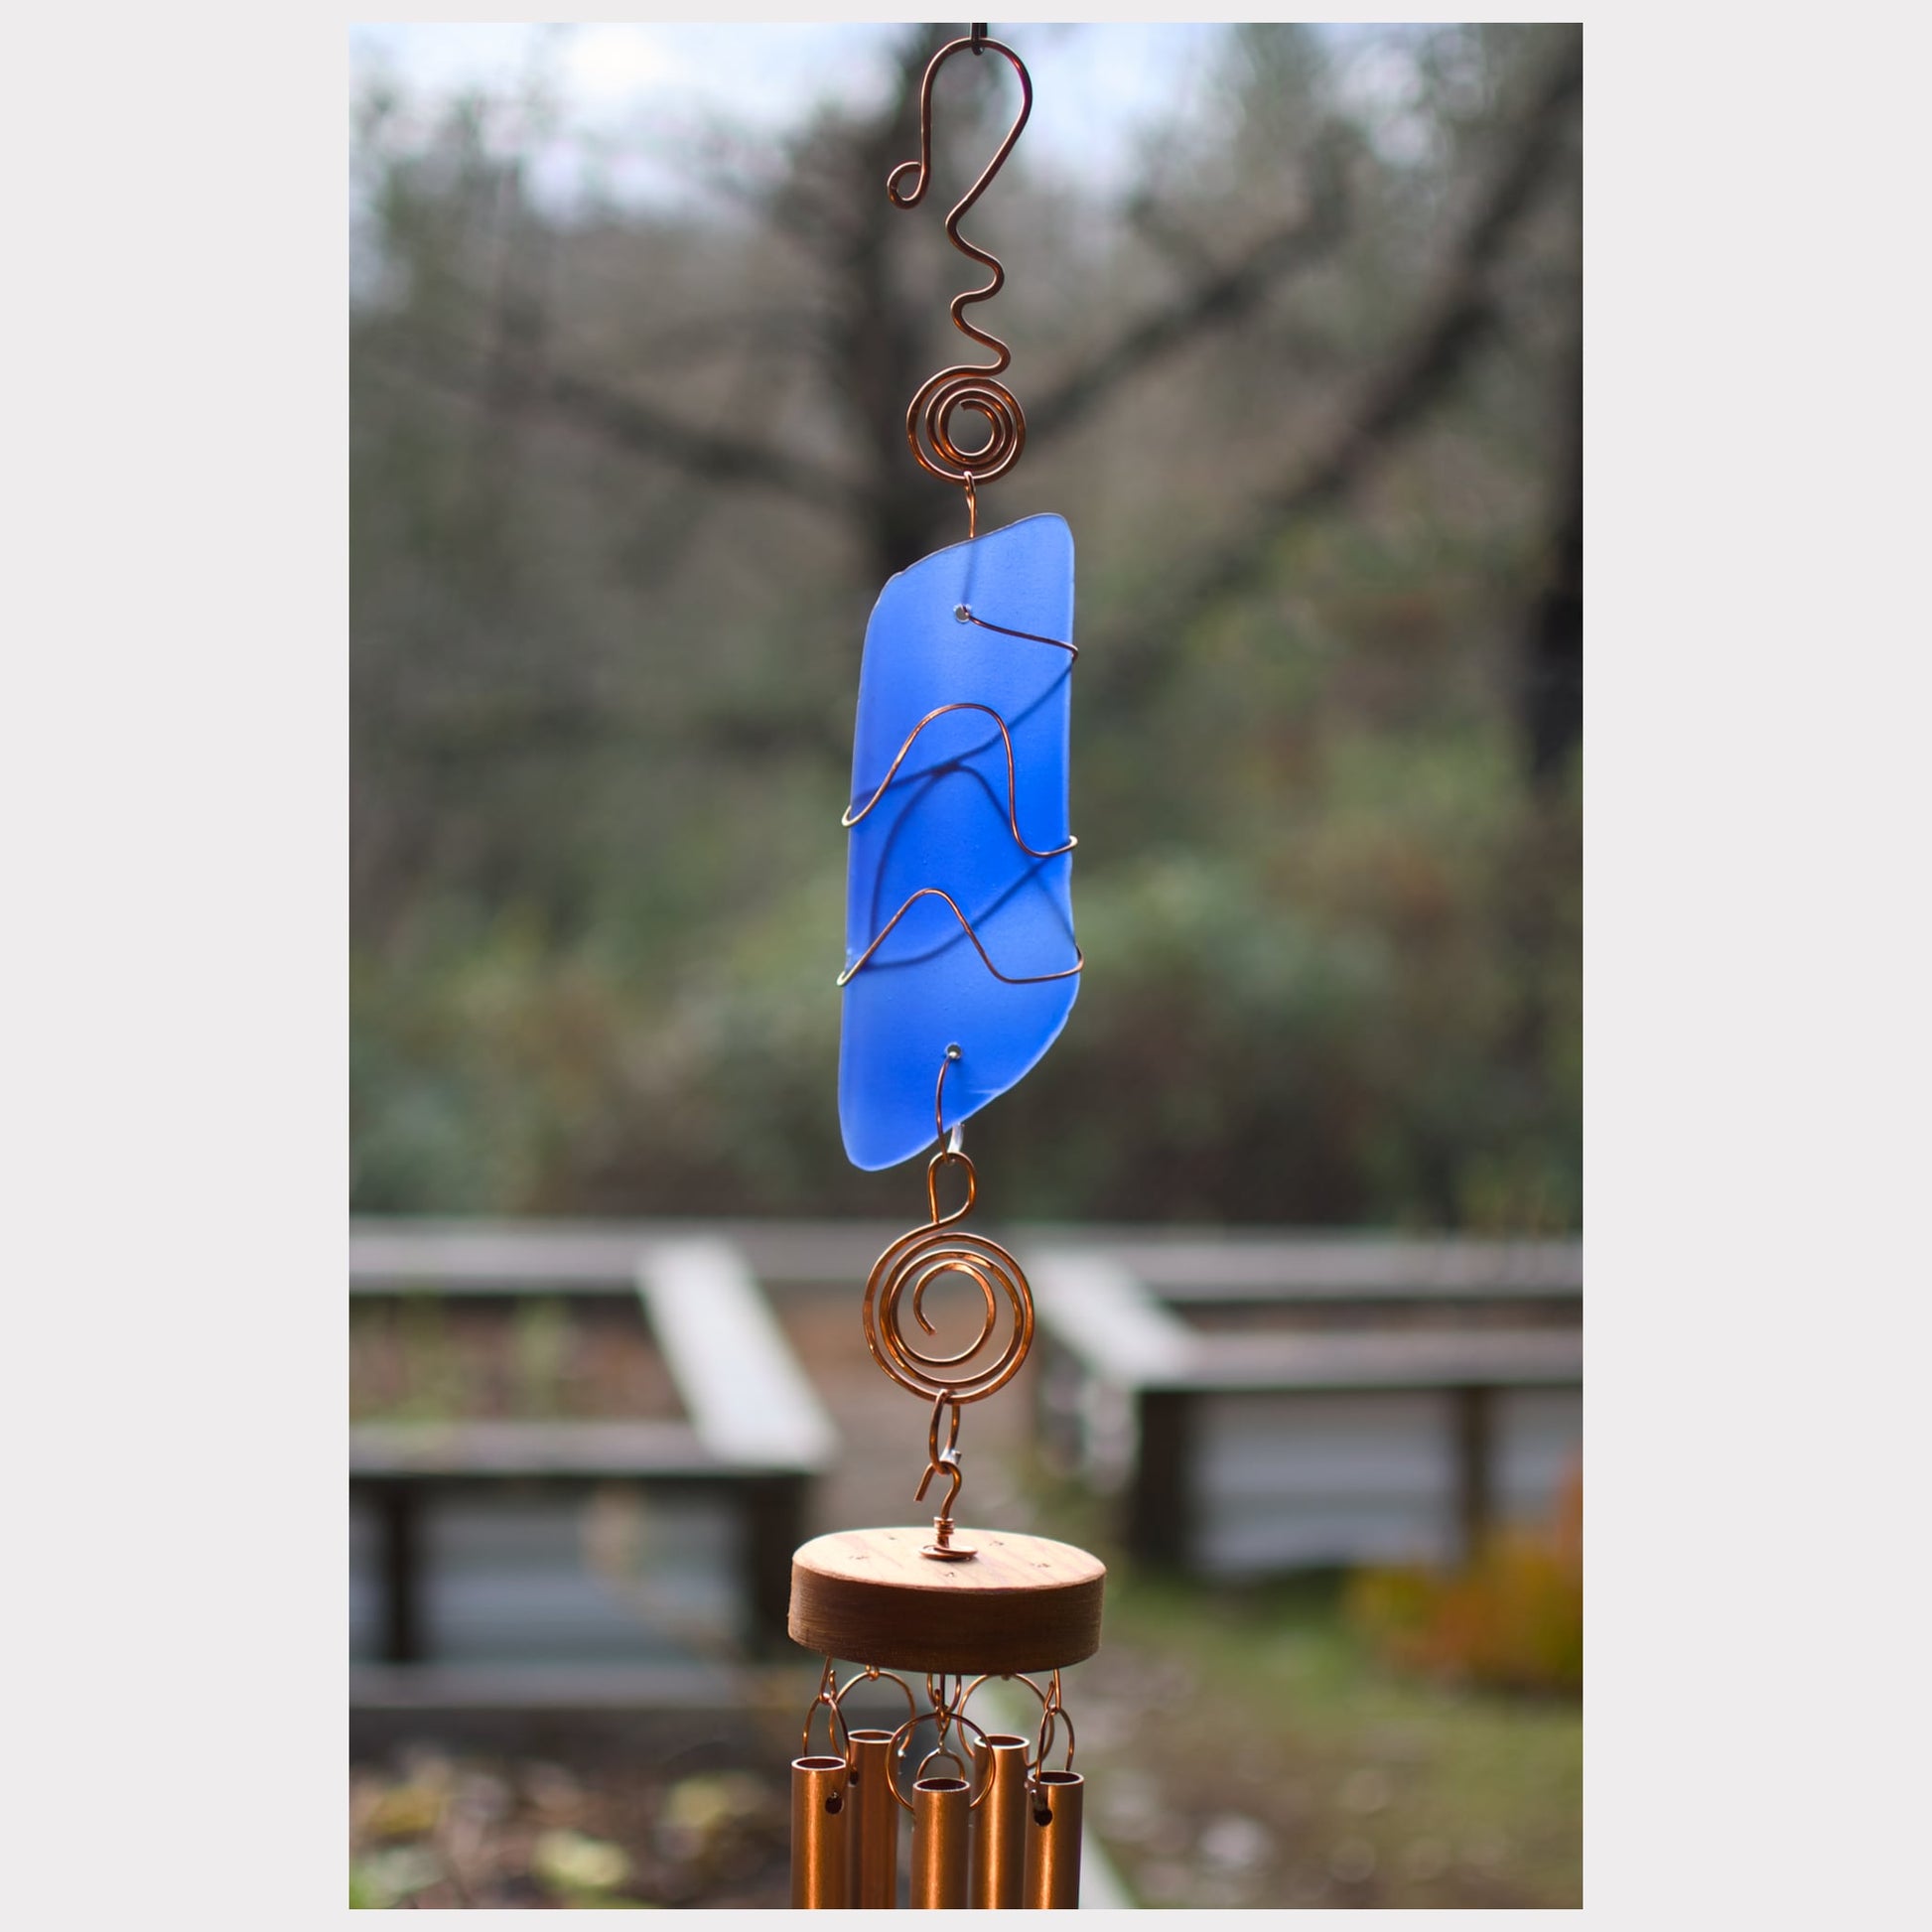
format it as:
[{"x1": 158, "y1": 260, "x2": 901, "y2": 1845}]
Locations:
[{"x1": 788, "y1": 1526, "x2": 1105, "y2": 1673}]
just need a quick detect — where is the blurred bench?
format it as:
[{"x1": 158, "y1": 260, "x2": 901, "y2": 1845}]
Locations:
[
  {"x1": 1030, "y1": 1239, "x2": 1582, "y2": 1575},
  {"x1": 349, "y1": 1233, "x2": 834, "y2": 1669},
  {"x1": 350, "y1": 1218, "x2": 1582, "y2": 1612}
]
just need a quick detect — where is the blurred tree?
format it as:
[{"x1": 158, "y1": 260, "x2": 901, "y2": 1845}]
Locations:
[{"x1": 350, "y1": 23, "x2": 1582, "y2": 1228}]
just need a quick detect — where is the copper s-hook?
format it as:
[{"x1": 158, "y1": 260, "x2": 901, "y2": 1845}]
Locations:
[
  {"x1": 915, "y1": 1391, "x2": 975, "y2": 1560},
  {"x1": 888, "y1": 27, "x2": 1035, "y2": 502}
]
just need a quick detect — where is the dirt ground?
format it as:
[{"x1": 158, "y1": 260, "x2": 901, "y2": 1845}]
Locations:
[{"x1": 349, "y1": 1746, "x2": 791, "y2": 1909}]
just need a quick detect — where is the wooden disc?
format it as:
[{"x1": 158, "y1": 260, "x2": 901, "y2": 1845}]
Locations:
[{"x1": 788, "y1": 1526, "x2": 1106, "y2": 1674}]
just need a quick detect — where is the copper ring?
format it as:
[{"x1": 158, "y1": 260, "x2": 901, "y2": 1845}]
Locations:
[{"x1": 884, "y1": 1707, "x2": 992, "y2": 1814}]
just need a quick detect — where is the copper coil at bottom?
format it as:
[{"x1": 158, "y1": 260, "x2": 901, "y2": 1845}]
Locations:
[{"x1": 862, "y1": 1223, "x2": 1035, "y2": 1405}]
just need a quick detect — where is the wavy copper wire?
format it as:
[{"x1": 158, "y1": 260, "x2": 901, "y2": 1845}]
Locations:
[
  {"x1": 887, "y1": 31, "x2": 1034, "y2": 488},
  {"x1": 843, "y1": 702, "x2": 1077, "y2": 859},
  {"x1": 840, "y1": 599, "x2": 1079, "y2": 991},
  {"x1": 835, "y1": 886, "x2": 1083, "y2": 990}
]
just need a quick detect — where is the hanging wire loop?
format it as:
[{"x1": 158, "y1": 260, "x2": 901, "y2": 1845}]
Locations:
[
  {"x1": 887, "y1": 30, "x2": 1034, "y2": 490},
  {"x1": 934, "y1": 1042, "x2": 966, "y2": 1152},
  {"x1": 801, "y1": 1656, "x2": 851, "y2": 1760}
]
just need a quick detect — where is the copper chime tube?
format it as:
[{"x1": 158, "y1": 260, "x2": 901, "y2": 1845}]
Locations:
[
  {"x1": 970, "y1": 1733, "x2": 1032, "y2": 1908},
  {"x1": 910, "y1": 1776, "x2": 972, "y2": 1908},
  {"x1": 790, "y1": 1755, "x2": 851, "y2": 1909},
  {"x1": 845, "y1": 1728, "x2": 900, "y2": 1908},
  {"x1": 1023, "y1": 1770, "x2": 1084, "y2": 1909}
]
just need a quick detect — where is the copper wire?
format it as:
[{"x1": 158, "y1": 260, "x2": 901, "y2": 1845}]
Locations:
[
  {"x1": 934, "y1": 1042, "x2": 966, "y2": 1151},
  {"x1": 842, "y1": 702, "x2": 1077, "y2": 859},
  {"x1": 953, "y1": 1668, "x2": 1078, "y2": 1781},
  {"x1": 835, "y1": 885, "x2": 1083, "y2": 989},
  {"x1": 889, "y1": 1705, "x2": 991, "y2": 1815},
  {"x1": 956, "y1": 603, "x2": 1079, "y2": 657},
  {"x1": 862, "y1": 1145, "x2": 1035, "y2": 1405},
  {"x1": 839, "y1": 597, "x2": 1079, "y2": 993},
  {"x1": 857, "y1": 1138, "x2": 1038, "y2": 1564},
  {"x1": 832, "y1": 1661, "x2": 921, "y2": 1746},
  {"x1": 1031, "y1": 1670, "x2": 1076, "y2": 1778},
  {"x1": 862, "y1": 1197, "x2": 1035, "y2": 1405},
  {"x1": 915, "y1": 1393, "x2": 964, "y2": 1513},
  {"x1": 888, "y1": 30, "x2": 1034, "y2": 493},
  {"x1": 801, "y1": 1656, "x2": 851, "y2": 1759},
  {"x1": 914, "y1": 1389, "x2": 977, "y2": 1557}
]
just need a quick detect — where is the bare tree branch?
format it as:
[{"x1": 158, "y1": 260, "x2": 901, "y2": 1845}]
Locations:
[
  {"x1": 632, "y1": 310, "x2": 805, "y2": 365},
  {"x1": 1029, "y1": 133, "x2": 1351, "y2": 444},
  {"x1": 1096, "y1": 37, "x2": 1584, "y2": 688},
  {"x1": 361, "y1": 334, "x2": 866, "y2": 515},
  {"x1": 540, "y1": 366, "x2": 861, "y2": 505},
  {"x1": 364, "y1": 31, "x2": 944, "y2": 566},
  {"x1": 361, "y1": 31, "x2": 1574, "y2": 598}
]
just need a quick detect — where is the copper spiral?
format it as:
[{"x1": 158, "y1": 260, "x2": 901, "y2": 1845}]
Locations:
[
  {"x1": 863, "y1": 1151, "x2": 1035, "y2": 1404},
  {"x1": 888, "y1": 31, "x2": 1034, "y2": 497},
  {"x1": 907, "y1": 366, "x2": 1027, "y2": 487}
]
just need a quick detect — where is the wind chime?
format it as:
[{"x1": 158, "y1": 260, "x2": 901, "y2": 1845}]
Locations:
[{"x1": 787, "y1": 24, "x2": 1103, "y2": 1912}]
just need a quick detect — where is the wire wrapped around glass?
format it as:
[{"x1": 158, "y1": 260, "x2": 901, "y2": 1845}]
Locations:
[{"x1": 786, "y1": 24, "x2": 1104, "y2": 1911}]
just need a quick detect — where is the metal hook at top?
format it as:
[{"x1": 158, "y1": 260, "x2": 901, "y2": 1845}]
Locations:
[
  {"x1": 886, "y1": 29, "x2": 1033, "y2": 230},
  {"x1": 888, "y1": 27, "x2": 1035, "y2": 500}
]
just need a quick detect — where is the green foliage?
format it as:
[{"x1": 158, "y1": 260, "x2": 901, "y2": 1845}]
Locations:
[{"x1": 349, "y1": 25, "x2": 1581, "y2": 1227}]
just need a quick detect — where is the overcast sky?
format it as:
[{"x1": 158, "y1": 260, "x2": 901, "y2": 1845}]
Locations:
[{"x1": 347, "y1": 24, "x2": 1438, "y2": 218}]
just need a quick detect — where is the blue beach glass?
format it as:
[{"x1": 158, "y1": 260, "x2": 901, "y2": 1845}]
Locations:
[{"x1": 839, "y1": 513, "x2": 1078, "y2": 1171}]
